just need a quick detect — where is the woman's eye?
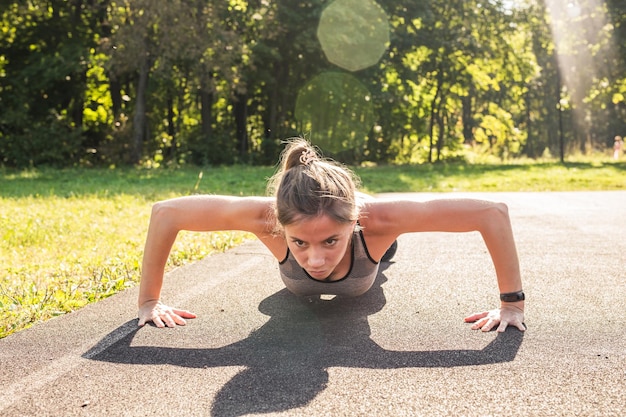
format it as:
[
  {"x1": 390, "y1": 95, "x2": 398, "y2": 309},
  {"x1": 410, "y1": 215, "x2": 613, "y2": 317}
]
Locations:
[
  {"x1": 293, "y1": 240, "x2": 305, "y2": 247},
  {"x1": 325, "y1": 239, "x2": 338, "y2": 246}
]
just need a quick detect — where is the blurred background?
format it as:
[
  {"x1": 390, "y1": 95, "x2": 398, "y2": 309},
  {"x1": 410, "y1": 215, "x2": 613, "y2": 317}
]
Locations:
[{"x1": 1, "y1": 0, "x2": 625, "y2": 167}]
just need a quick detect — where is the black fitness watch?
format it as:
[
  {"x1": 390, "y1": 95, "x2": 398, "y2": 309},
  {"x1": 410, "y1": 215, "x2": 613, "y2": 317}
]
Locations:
[{"x1": 500, "y1": 290, "x2": 525, "y2": 302}]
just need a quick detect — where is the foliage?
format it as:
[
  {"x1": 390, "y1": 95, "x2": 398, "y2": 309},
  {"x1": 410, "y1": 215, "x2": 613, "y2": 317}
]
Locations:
[{"x1": 1, "y1": 1, "x2": 626, "y2": 167}]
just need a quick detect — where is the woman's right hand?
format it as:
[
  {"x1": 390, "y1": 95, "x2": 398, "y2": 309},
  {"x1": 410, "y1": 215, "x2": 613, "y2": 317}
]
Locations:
[{"x1": 137, "y1": 300, "x2": 197, "y2": 328}]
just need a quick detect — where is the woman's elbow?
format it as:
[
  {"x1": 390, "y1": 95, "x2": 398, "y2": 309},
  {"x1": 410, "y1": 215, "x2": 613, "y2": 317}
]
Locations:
[
  {"x1": 484, "y1": 202, "x2": 512, "y2": 231},
  {"x1": 149, "y1": 200, "x2": 179, "y2": 232},
  {"x1": 494, "y1": 201, "x2": 510, "y2": 217},
  {"x1": 150, "y1": 200, "x2": 169, "y2": 219}
]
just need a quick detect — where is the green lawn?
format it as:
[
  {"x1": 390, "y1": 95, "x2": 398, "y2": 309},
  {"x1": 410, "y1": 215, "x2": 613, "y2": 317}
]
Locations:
[{"x1": 1, "y1": 160, "x2": 624, "y2": 338}]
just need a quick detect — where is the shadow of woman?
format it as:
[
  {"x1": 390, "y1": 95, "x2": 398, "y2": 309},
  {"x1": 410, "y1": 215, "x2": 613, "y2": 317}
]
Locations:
[{"x1": 84, "y1": 264, "x2": 524, "y2": 416}]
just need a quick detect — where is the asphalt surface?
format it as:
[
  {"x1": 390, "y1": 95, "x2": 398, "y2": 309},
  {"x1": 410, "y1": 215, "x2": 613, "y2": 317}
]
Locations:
[{"x1": 1, "y1": 191, "x2": 625, "y2": 417}]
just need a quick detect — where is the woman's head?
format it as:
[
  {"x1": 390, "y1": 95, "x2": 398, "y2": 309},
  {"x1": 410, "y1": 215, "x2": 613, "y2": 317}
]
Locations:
[{"x1": 268, "y1": 138, "x2": 360, "y2": 229}]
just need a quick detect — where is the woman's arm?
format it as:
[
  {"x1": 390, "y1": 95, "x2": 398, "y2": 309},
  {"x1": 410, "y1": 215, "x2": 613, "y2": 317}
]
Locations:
[
  {"x1": 362, "y1": 198, "x2": 525, "y2": 332},
  {"x1": 137, "y1": 195, "x2": 277, "y2": 327}
]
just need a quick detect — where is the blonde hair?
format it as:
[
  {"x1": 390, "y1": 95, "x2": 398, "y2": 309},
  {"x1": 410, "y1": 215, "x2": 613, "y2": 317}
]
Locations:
[{"x1": 267, "y1": 138, "x2": 360, "y2": 228}]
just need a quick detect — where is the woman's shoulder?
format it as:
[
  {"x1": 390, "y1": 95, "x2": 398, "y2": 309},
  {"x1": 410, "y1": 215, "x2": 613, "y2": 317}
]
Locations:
[
  {"x1": 358, "y1": 197, "x2": 427, "y2": 232},
  {"x1": 199, "y1": 195, "x2": 277, "y2": 234},
  {"x1": 358, "y1": 198, "x2": 397, "y2": 232}
]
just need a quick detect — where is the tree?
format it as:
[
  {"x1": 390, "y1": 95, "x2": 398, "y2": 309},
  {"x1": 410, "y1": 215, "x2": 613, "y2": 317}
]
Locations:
[
  {"x1": 0, "y1": 0, "x2": 107, "y2": 166},
  {"x1": 3, "y1": 0, "x2": 626, "y2": 167}
]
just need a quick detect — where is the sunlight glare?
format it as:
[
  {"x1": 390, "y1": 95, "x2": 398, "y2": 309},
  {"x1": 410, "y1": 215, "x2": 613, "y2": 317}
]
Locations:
[{"x1": 545, "y1": 0, "x2": 612, "y2": 118}]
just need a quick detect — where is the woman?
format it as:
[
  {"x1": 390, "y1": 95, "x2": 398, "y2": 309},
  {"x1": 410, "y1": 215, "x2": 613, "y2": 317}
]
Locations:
[
  {"x1": 138, "y1": 139, "x2": 525, "y2": 332},
  {"x1": 614, "y1": 135, "x2": 623, "y2": 160}
]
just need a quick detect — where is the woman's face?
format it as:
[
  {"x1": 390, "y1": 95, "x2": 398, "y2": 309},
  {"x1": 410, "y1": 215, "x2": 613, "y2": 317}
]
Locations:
[{"x1": 283, "y1": 214, "x2": 355, "y2": 280}]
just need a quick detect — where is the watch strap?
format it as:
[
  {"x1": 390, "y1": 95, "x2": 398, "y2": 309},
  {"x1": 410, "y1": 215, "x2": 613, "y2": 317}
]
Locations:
[{"x1": 500, "y1": 290, "x2": 525, "y2": 302}]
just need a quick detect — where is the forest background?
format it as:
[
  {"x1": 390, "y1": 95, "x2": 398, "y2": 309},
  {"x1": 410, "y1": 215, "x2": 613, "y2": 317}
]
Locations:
[{"x1": 2, "y1": 0, "x2": 626, "y2": 168}]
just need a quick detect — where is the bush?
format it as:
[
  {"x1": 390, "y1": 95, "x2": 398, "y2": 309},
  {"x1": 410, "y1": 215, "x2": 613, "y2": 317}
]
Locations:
[{"x1": 0, "y1": 116, "x2": 84, "y2": 167}]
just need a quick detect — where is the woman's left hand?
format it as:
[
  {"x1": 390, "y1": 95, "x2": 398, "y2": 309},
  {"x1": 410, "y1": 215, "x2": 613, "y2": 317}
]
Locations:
[{"x1": 464, "y1": 305, "x2": 525, "y2": 332}]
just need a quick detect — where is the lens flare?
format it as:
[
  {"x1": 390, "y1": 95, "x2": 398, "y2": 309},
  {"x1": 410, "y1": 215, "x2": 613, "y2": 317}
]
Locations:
[
  {"x1": 317, "y1": 0, "x2": 390, "y2": 72},
  {"x1": 295, "y1": 72, "x2": 375, "y2": 156}
]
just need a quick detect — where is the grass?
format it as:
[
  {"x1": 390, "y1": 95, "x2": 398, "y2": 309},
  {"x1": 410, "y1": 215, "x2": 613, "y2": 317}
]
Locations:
[
  {"x1": 1, "y1": 159, "x2": 625, "y2": 338},
  {"x1": 356, "y1": 161, "x2": 626, "y2": 192}
]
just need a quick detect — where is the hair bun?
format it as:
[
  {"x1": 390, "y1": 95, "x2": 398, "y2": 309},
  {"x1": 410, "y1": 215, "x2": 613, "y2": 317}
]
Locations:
[{"x1": 299, "y1": 149, "x2": 317, "y2": 166}]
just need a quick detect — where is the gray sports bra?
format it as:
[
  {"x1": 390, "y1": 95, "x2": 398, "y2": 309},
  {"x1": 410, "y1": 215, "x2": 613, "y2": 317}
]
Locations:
[{"x1": 278, "y1": 230, "x2": 379, "y2": 297}]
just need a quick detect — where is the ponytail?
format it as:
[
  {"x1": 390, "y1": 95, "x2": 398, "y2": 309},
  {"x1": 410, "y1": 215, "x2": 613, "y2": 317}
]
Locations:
[{"x1": 268, "y1": 138, "x2": 359, "y2": 229}]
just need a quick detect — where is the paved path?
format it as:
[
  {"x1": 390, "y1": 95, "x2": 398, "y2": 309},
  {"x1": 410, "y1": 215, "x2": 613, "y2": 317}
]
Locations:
[{"x1": 1, "y1": 192, "x2": 625, "y2": 417}]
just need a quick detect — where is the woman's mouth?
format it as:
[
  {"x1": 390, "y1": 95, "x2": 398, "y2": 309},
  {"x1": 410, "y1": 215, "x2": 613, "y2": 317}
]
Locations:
[{"x1": 307, "y1": 269, "x2": 328, "y2": 278}]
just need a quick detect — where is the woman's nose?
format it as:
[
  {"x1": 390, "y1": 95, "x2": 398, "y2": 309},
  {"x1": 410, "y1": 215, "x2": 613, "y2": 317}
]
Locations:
[{"x1": 307, "y1": 251, "x2": 325, "y2": 267}]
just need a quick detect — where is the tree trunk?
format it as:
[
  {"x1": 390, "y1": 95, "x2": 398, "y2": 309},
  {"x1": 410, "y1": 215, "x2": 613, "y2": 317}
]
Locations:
[
  {"x1": 200, "y1": 88, "x2": 213, "y2": 140},
  {"x1": 166, "y1": 94, "x2": 176, "y2": 161},
  {"x1": 268, "y1": 83, "x2": 278, "y2": 139},
  {"x1": 132, "y1": 54, "x2": 150, "y2": 164},
  {"x1": 461, "y1": 89, "x2": 474, "y2": 145},
  {"x1": 234, "y1": 93, "x2": 248, "y2": 158},
  {"x1": 110, "y1": 75, "x2": 122, "y2": 118},
  {"x1": 436, "y1": 109, "x2": 446, "y2": 162},
  {"x1": 428, "y1": 103, "x2": 436, "y2": 164},
  {"x1": 69, "y1": 74, "x2": 85, "y2": 129},
  {"x1": 428, "y1": 70, "x2": 443, "y2": 163}
]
